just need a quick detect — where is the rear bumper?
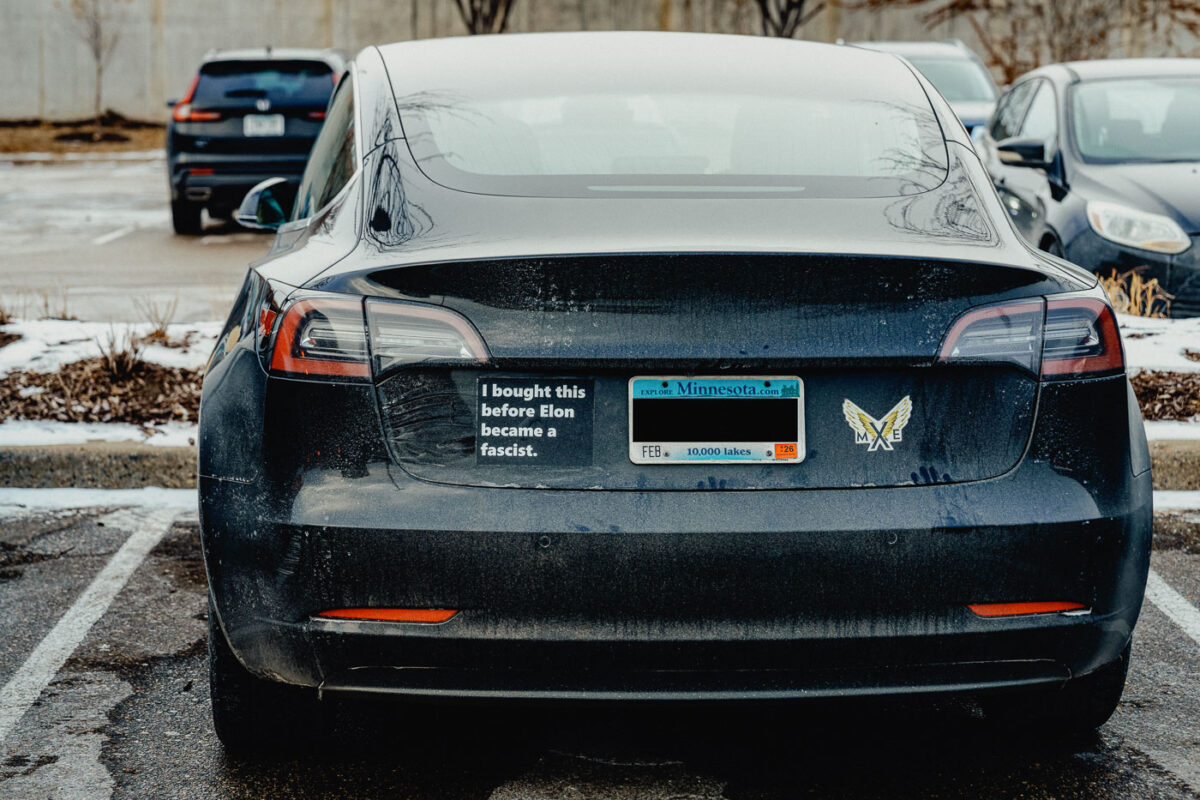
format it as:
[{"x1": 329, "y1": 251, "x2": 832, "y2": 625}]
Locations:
[
  {"x1": 201, "y1": 458, "x2": 1152, "y2": 702},
  {"x1": 167, "y1": 151, "x2": 306, "y2": 208}
]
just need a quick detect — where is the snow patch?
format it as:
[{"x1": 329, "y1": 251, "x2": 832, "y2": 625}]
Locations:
[
  {"x1": 0, "y1": 487, "x2": 196, "y2": 519},
  {"x1": 1154, "y1": 490, "x2": 1200, "y2": 512},
  {"x1": 1144, "y1": 420, "x2": 1200, "y2": 441},
  {"x1": 1118, "y1": 314, "x2": 1200, "y2": 373},
  {"x1": 0, "y1": 318, "x2": 219, "y2": 377},
  {"x1": 0, "y1": 420, "x2": 196, "y2": 447}
]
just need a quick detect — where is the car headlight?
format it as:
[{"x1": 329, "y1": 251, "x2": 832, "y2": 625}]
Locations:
[{"x1": 1086, "y1": 201, "x2": 1191, "y2": 255}]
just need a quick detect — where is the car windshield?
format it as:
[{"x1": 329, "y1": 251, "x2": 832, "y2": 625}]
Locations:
[
  {"x1": 1072, "y1": 77, "x2": 1200, "y2": 163},
  {"x1": 906, "y1": 57, "x2": 997, "y2": 102},
  {"x1": 193, "y1": 60, "x2": 334, "y2": 109}
]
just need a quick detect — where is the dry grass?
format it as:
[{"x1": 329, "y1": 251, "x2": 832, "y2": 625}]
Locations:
[
  {"x1": 0, "y1": 118, "x2": 163, "y2": 154},
  {"x1": 1098, "y1": 268, "x2": 1173, "y2": 318},
  {"x1": 95, "y1": 329, "x2": 145, "y2": 381},
  {"x1": 134, "y1": 296, "x2": 178, "y2": 343},
  {"x1": 38, "y1": 287, "x2": 76, "y2": 321}
]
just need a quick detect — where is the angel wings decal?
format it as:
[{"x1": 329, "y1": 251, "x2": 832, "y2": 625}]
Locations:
[{"x1": 842, "y1": 396, "x2": 913, "y2": 452}]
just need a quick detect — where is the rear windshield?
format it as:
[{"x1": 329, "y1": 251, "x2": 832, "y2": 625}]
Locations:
[
  {"x1": 907, "y1": 58, "x2": 997, "y2": 103},
  {"x1": 392, "y1": 39, "x2": 948, "y2": 199},
  {"x1": 194, "y1": 60, "x2": 334, "y2": 109},
  {"x1": 1072, "y1": 77, "x2": 1200, "y2": 163}
]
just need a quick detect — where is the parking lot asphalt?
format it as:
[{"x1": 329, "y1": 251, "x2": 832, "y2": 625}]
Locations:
[
  {"x1": 0, "y1": 503, "x2": 1197, "y2": 799},
  {"x1": 0, "y1": 155, "x2": 268, "y2": 323}
]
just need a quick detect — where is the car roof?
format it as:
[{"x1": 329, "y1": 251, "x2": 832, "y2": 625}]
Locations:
[
  {"x1": 376, "y1": 31, "x2": 934, "y2": 113},
  {"x1": 201, "y1": 47, "x2": 344, "y2": 67},
  {"x1": 851, "y1": 40, "x2": 976, "y2": 60},
  {"x1": 1058, "y1": 57, "x2": 1200, "y2": 81}
]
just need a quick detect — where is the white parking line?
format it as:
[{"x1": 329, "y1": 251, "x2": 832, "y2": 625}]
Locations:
[
  {"x1": 91, "y1": 225, "x2": 135, "y2": 246},
  {"x1": 0, "y1": 507, "x2": 180, "y2": 745},
  {"x1": 1146, "y1": 569, "x2": 1200, "y2": 646}
]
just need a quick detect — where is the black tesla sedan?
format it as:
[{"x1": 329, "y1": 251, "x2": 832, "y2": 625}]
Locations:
[
  {"x1": 977, "y1": 58, "x2": 1200, "y2": 315},
  {"x1": 200, "y1": 33, "x2": 1152, "y2": 752}
]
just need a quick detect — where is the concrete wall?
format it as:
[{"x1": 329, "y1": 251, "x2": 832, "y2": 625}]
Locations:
[{"x1": 0, "y1": 0, "x2": 1174, "y2": 122}]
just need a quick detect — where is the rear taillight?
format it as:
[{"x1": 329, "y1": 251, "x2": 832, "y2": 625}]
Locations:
[
  {"x1": 173, "y1": 107, "x2": 221, "y2": 122},
  {"x1": 939, "y1": 296, "x2": 1123, "y2": 378},
  {"x1": 1040, "y1": 298, "x2": 1124, "y2": 376},
  {"x1": 938, "y1": 299, "x2": 1044, "y2": 373},
  {"x1": 366, "y1": 299, "x2": 490, "y2": 375},
  {"x1": 271, "y1": 297, "x2": 370, "y2": 379},
  {"x1": 172, "y1": 75, "x2": 221, "y2": 122},
  {"x1": 306, "y1": 110, "x2": 327, "y2": 120},
  {"x1": 262, "y1": 294, "x2": 490, "y2": 382}
]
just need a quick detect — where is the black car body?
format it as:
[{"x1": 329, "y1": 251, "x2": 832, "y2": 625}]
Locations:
[
  {"x1": 978, "y1": 58, "x2": 1200, "y2": 315},
  {"x1": 852, "y1": 40, "x2": 999, "y2": 136},
  {"x1": 200, "y1": 33, "x2": 1151, "y2": 751},
  {"x1": 166, "y1": 48, "x2": 344, "y2": 234}
]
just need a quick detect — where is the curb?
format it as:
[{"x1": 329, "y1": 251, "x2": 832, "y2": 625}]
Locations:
[
  {"x1": 0, "y1": 440, "x2": 1198, "y2": 491},
  {"x1": 0, "y1": 443, "x2": 195, "y2": 489},
  {"x1": 1148, "y1": 441, "x2": 1200, "y2": 491}
]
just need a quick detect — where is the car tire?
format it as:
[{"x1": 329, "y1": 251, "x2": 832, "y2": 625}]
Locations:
[
  {"x1": 1042, "y1": 237, "x2": 1065, "y2": 258},
  {"x1": 983, "y1": 643, "x2": 1130, "y2": 737},
  {"x1": 171, "y1": 200, "x2": 203, "y2": 235},
  {"x1": 208, "y1": 599, "x2": 323, "y2": 753}
]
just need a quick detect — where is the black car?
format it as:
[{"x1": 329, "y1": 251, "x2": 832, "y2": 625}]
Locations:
[
  {"x1": 852, "y1": 40, "x2": 999, "y2": 136},
  {"x1": 201, "y1": 33, "x2": 1151, "y2": 752},
  {"x1": 166, "y1": 48, "x2": 344, "y2": 234},
  {"x1": 978, "y1": 58, "x2": 1200, "y2": 315}
]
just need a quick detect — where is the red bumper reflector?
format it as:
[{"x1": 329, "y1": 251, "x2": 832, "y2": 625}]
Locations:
[
  {"x1": 317, "y1": 608, "x2": 458, "y2": 623},
  {"x1": 189, "y1": 168, "x2": 215, "y2": 176},
  {"x1": 968, "y1": 601, "x2": 1087, "y2": 618}
]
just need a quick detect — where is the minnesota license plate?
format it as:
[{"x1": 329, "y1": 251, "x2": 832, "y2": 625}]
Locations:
[
  {"x1": 628, "y1": 376, "x2": 804, "y2": 464},
  {"x1": 243, "y1": 114, "x2": 285, "y2": 137}
]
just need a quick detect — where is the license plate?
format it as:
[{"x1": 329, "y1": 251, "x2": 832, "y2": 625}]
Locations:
[
  {"x1": 243, "y1": 114, "x2": 285, "y2": 137},
  {"x1": 629, "y1": 376, "x2": 804, "y2": 464}
]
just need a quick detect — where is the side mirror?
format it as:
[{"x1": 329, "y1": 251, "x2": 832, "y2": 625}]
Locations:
[
  {"x1": 997, "y1": 137, "x2": 1049, "y2": 168},
  {"x1": 236, "y1": 177, "x2": 290, "y2": 231}
]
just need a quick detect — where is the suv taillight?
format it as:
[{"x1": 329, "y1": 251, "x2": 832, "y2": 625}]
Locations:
[
  {"x1": 171, "y1": 74, "x2": 221, "y2": 122},
  {"x1": 939, "y1": 297, "x2": 1123, "y2": 378}
]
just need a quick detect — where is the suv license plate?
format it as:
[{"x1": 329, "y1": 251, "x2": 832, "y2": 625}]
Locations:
[
  {"x1": 629, "y1": 376, "x2": 804, "y2": 464},
  {"x1": 243, "y1": 114, "x2": 285, "y2": 137}
]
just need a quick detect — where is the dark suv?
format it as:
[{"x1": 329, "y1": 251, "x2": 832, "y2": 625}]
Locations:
[{"x1": 166, "y1": 48, "x2": 344, "y2": 234}]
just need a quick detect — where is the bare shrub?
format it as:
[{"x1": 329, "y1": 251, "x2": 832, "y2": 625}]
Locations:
[
  {"x1": 134, "y1": 296, "x2": 178, "y2": 342},
  {"x1": 38, "y1": 287, "x2": 76, "y2": 320},
  {"x1": 95, "y1": 328, "x2": 144, "y2": 380},
  {"x1": 1098, "y1": 268, "x2": 1173, "y2": 318}
]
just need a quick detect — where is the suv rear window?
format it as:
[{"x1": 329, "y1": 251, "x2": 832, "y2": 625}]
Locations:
[{"x1": 193, "y1": 60, "x2": 334, "y2": 109}]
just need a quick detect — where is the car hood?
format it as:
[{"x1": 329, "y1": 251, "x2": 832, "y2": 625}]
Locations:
[
  {"x1": 1080, "y1": 162, "x2": 1200, "y2": 233},
  {"x1": 948, "y1": 100, "x2": 995, "y2": 129}
]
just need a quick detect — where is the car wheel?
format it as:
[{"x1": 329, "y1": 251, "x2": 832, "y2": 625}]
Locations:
[
  {"x1": 171, "y1": 200, "x2": 203, "y2": 235},
  {"x1": 983, "y1": 643, "x2": 1130, "y2": 737},
  {"x1": 1042, "y1": 237, "x2": 1065, "y2": 258},
  {"x1": 208, "y1": 598, "x2": 323, "y2": 753}
]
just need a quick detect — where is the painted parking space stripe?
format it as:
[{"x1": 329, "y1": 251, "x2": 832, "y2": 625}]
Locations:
[
  {"x1": 0, "y1": 507, "x2": 180, "y2": 745},
  {"x1": 1146, "y1": 569, "x2": 1200, "y2": 647},
  {"x1": 91, "y1": 225, "x2": 135, "y2": 246}
]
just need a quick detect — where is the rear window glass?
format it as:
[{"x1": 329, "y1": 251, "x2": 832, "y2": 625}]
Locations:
[
  {"x1": 194, "y1": 60, "x2": 334, "y2": 109},
  {"x1": 390, "y1": 38, "x2": 948, "y2": 199},
  {"x1": 907, "y1": 58, "x2": 997, "y2": 103}
]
